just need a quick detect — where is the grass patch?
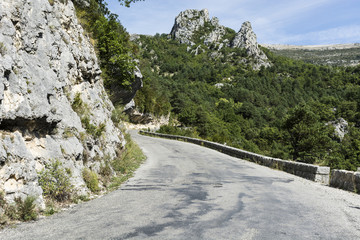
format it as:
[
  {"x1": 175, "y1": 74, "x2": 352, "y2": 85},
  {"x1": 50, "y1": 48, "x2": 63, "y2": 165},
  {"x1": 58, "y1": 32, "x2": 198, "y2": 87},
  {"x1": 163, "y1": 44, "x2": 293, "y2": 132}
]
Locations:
[
  {"x1": 82, "y1": 169, "x2": 100, "y2": 193},
  {"x1": 109, "y1": 133, "x2": 146, "y2": 190}
]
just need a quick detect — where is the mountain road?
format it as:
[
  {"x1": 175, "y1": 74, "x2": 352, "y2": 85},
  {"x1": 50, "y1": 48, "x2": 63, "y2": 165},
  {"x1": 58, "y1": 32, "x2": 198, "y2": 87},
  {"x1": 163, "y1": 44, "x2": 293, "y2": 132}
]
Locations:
[{"x1": 1, "y1": 131, "x2": 360, "y2": 239}]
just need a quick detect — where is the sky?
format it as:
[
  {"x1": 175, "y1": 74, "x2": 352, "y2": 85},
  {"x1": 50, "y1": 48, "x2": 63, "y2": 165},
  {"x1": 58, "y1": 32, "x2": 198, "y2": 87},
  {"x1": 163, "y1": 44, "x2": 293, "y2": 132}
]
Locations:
[{"x1": 107, "y1": 0, "x2": 360, "y2": 45}]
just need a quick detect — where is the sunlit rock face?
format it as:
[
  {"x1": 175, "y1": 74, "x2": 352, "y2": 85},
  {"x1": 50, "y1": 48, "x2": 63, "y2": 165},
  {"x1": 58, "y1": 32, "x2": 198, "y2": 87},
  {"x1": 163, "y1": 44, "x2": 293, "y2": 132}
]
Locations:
[
  {"x1": 0, "y1": 0, "x2": 125, "y2": 207},
  {"x1": 170, "y1": 9, "x2": 270, "y2": 69}
]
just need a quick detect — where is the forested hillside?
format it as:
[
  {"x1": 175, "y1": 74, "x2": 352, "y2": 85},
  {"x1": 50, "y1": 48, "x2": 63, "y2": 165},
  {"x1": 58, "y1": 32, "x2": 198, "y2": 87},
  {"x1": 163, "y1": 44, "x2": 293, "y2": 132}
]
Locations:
[
  {"x1": 73, "y1": 2, "x2": 360, "y2": 171},
  {"x1": 133, "y1": 33, "x2": 360, "y2": 171}
]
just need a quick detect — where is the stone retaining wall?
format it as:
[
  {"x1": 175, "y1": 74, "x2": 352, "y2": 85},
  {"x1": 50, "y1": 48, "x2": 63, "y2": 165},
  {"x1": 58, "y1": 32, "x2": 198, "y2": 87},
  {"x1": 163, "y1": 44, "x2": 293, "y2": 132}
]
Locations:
[
  {"x1": 140, "y1": 131, "x2": 330, "y2": 185},
  {"x1": 330, "y1": 170, "x2": 360, "y2": 193}
]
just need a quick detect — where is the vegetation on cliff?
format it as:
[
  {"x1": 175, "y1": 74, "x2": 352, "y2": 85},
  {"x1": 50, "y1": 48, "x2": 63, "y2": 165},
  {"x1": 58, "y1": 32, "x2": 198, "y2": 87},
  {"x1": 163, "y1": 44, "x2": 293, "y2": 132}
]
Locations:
[
  {"x1": 74, "y1": 0, "x2": 138, "y2": 97},
  {"x1": 134, "y1": 33, "x2": 360, "y2": 170}
]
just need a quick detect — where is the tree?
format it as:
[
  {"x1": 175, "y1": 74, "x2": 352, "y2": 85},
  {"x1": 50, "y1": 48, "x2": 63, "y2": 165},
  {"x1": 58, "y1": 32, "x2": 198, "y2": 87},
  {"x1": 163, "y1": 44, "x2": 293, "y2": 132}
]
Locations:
[
  {"x1": 118, "y1": 0, "x2": 144, "y2": 7},
  {"x1": 283, "y1": 105, "x2": 333, "y2": 163}
]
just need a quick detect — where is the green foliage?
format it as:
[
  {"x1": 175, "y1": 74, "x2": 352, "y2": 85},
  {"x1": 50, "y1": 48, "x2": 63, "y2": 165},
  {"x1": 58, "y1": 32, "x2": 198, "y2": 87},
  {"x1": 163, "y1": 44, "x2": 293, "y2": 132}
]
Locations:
[
  {"x1": 0, "y1": 42, "x2": 6, "y2": 56},
  {"x1": 117, "y1": 0, "x2": 143, "y2": 7},
  {"x1": 158, "y1": 125, "x2": 199, "y2": 138},
  {"x1": 283, "y1": 104, "x2": 333, "y2": 163},
  {"x1": 74, "y1": 0, "x2": 138, "y2": 102},
  {"x1": 71, "y1": 92, "x2": 105, "y2": 139},
  {"x1": 82, "y1": 169, "x2": 100, "y2": 193},
  {"x1": 111, "y1": 105, "x2": 129, "y2": 126},
  {"x1": 0, "y1": 193, "x2": 37, "y2": 224},
  {"x1": 81, "y1": 117, "x2": 105, "y2": 138},
  {"x1": 223, "y1": 27, "x2": 237, "y2": 41},
  {"x1": 14, "y1": 196, "x2": 38, "y2": 222},
  {"x1": 135, "y1": 33, "x2": 360, "y2": 170},
  {"x1": 38, "y1": 160, "x2": 73, "y2": 202},
  {"x1": 71, "y1": 92, "x2": 85, "y2": 115},
  {"x1": 44, "y1": 201, "x2": 58, "y2": 216},
  {"x1": 110, "y1": 133, "x2": 146, "y2": 189}
]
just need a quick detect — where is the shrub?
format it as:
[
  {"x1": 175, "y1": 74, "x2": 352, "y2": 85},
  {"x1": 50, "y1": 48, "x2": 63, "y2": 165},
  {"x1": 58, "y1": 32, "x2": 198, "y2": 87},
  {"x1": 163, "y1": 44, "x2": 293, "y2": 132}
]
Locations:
[
  {"x1": 38, "y1": 160, "x2": 73, "y2": 202},
  {"x1": 0, "y1": 42, "x2": 6, "y2": 56},
  {"x1": 15, "y1": 196, "x2": 38, "y2": 221},
  {"x1": 0, "y1": 192, "x2": 38, "y2": 224},
  {"x1": 44, "y1": 201, "x2": 58, "y2": 216},
  {"x1": 111, "y1": 105, "x2": 129, "y2": 126},
  {"x1": 71, "y1": 92, "x2": 85, "y2": 115},
  {"x1": 82, "y1": 169, "x2": 100, "y2": 193}
]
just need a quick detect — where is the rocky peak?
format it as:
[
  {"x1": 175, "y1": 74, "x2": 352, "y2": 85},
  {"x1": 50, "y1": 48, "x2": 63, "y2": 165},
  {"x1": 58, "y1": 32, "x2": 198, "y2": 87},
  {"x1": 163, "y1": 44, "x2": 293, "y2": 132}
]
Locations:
[
  {"x1": 170, "y1": 9, "x2": 270, "y2": 69},
  {"x1": 170, "y1": 9, "x2": 210, "y2": 45},
  {"x1": 232, "y1": 21, "x2": 270, "y2": 69}
]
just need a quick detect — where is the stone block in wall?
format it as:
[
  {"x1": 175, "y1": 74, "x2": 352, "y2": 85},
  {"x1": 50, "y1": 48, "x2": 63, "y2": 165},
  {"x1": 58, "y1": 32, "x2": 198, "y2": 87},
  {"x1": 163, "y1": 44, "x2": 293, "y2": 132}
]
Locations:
[{"x1": 330, "y1": 170, "x2": 356, "y2": 192}]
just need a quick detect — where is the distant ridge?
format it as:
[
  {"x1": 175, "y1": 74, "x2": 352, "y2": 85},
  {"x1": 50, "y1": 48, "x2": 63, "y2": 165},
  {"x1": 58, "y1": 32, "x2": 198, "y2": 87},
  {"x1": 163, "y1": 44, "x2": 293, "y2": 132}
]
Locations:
[{"x1": 262, "y1": 43, "x2": 360, "y2": 51}]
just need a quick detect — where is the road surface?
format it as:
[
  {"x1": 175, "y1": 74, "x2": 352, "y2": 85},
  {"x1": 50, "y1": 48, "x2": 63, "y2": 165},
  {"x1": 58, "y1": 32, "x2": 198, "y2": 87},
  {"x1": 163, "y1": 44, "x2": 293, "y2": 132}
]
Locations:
[{"x1": 1, "y1": 131, "x2": 360, "y2": 239}]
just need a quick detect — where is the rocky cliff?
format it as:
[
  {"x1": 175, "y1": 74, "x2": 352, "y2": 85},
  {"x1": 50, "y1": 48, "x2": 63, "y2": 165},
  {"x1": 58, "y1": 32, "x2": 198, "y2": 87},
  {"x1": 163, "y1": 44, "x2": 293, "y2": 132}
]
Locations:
[
  {"x1": 170, "y1": 9, "x2": 270, "y2": 69},
  {"x1": 0, "y1": 0, "x2": 126, "y2": 207}
]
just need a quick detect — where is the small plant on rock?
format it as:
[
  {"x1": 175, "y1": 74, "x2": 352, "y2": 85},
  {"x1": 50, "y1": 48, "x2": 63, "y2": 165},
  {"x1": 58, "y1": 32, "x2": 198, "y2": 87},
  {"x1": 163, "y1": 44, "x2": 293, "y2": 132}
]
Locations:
[
  {"x1": 38, "y1": 160, "x2": 73, "y2": 202},
  {"x1": 15, "y1": 196, "x2": 38, "y2": 221},
  {"x1": 0, "y1": 42, "x2": 6, "y2": 56},
  {"x1": 82, "y1": 169, "x2": 100, "y2": 193}
]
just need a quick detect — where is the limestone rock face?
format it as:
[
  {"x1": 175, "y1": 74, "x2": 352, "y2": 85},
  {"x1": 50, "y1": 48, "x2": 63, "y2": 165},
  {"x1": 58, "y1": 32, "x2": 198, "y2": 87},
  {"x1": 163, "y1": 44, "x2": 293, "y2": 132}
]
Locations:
[
  {"x1": 170, "y1": 9, "x2": 210, "y2": 45},
  {"x1": 170, "y1": 9, "x2": 227, "y2": 48},
  {"x1": 232, "y1": 21, "x2": 270, "y2": 69},
  {"x1": 0, "y1": 0, "x2": 125, "y2": 206},
  {"x1": 328, "y1": 118, "x2": 348, "y2": 141},
  {"x1": 170, "y1": 9, "x2": 270, "y2": 69}
]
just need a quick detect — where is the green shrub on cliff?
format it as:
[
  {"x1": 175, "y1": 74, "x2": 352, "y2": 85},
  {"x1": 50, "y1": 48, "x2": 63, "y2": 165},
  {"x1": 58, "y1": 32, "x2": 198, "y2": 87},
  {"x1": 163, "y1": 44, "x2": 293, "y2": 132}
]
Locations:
[{"x1": 38, "y1": 160, "x2": 73, "y2": 202}]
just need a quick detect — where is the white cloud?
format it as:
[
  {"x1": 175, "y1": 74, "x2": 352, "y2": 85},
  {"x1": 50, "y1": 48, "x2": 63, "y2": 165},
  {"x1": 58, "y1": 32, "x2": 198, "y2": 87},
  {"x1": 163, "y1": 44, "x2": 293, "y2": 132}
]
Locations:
[{"x1": 277, "y1": 25, "x2": 360, "y2": 45}]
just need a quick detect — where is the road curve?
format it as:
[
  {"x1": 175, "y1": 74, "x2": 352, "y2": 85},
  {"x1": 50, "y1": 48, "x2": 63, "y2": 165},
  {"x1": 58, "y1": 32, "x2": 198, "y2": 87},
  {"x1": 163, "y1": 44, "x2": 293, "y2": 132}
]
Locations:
[{"x1": 1, "y1": 131, "x2": 360, "y2": 239}]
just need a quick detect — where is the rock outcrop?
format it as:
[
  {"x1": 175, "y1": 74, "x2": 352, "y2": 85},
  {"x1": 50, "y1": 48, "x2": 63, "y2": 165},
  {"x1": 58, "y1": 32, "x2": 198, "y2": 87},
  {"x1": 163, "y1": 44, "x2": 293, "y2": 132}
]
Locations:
[
  {"x1": 0, "y1": 0, "x2": 125, "y2": 207},
  {"x1": 170, "y1": 9, "x2": 270, "y2": 69},
  {"x1": 327, "y1": 118, "x2": 348, "y2": 141},
  {"x1": 232, "y1": 21, "x2": 270, "y2": 69},
  {"x1": 170, "y1": 9, "x2": 226, "y2": 48},
  {"x1": 170, "y1": 9, "x2": 211, "y2": 46}
]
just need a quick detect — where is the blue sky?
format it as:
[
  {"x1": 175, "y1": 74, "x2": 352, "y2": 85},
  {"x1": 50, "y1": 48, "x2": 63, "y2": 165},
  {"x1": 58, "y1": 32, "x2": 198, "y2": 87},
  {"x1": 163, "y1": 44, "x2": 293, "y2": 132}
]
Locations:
[{"x1": 107, "y1": 0, "x2": 360, "y2": 45}]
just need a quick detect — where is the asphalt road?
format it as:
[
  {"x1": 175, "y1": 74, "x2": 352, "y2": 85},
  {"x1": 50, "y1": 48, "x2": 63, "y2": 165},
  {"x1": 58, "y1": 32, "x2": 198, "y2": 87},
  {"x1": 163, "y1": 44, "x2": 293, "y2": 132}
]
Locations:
[{"x1": 1, "y1": 131, "x2": 360, "y2": 239}]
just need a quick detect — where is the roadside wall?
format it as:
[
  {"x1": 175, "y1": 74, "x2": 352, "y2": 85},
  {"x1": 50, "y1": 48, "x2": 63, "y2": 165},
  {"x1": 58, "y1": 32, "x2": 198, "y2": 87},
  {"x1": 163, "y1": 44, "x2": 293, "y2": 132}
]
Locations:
[
  {"x1": 140, "y1": 131, "x2": 330, "y2": 185},
  {"x1": 330, "y1": 170, "x2": 360, "y2": 193}
]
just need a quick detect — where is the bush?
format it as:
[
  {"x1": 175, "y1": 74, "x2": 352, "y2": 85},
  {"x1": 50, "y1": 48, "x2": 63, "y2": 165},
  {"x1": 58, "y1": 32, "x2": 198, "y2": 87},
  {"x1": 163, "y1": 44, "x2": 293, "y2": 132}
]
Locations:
[
  {"x1": 38, "y1": 160, "x2": 73, "y2": 202},
  {"x1": 0, "y1": 192, "x2": 38, "y2": 224},
  {"x1": 15, "y1": 196, "x2": 38, "y2": 222},
  {"x1": 82, "y1": 169, "x2": 100, "y2": 193}
]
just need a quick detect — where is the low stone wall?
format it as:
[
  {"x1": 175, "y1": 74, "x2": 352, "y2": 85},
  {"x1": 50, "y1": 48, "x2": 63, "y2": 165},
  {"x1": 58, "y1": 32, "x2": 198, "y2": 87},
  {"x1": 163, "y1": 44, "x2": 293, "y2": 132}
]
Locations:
[
  {"x1": 140, "y1": 131, "x2": 330, "y2": 185},
  {"x1": 330, "y1": 170, "x2": 360, "y2": 193}
]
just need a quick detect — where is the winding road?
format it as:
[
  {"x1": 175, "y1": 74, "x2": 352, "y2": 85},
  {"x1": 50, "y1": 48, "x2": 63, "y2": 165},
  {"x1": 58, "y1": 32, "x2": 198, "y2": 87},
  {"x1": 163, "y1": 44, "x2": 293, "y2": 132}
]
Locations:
[{"x1": 1, "y1": 131, "x2": 360, "y2": 239}]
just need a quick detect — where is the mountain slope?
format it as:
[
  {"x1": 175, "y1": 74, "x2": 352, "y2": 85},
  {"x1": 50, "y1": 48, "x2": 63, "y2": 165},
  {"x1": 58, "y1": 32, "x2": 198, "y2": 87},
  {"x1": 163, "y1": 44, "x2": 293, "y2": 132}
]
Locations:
[{"x1": 133, "y1": 9, "x2": 360, "y2": 171}]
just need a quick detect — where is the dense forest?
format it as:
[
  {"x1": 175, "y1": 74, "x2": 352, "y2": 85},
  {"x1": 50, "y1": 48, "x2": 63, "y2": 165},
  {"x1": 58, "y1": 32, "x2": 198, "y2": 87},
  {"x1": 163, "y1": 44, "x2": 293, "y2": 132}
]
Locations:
[
  {"x1": 133, "y1": 34, "x2": 360, "y2": 171},
  {"x1": 74, "y1": 0, "x2": 360, "y2": 171}
]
